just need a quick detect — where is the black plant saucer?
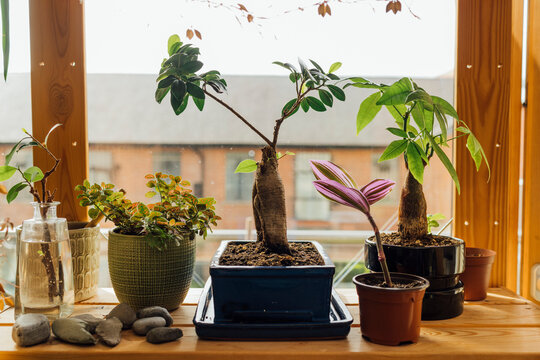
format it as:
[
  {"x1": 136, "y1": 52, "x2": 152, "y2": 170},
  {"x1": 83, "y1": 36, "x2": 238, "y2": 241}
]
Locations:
[{"x1": 193, "y1": 279, "x2": 353, "y2": 340}]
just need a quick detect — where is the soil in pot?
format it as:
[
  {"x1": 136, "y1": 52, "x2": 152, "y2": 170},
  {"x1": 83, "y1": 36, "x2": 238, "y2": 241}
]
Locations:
[
  {"x1": 460, "y1": 247, "x2": 496, "y2": 301},
  {"x1": 378, "y1": 232, "x2": 461, "y2": 247},
  {"x1": 219, "y1": 242, "x2": 324, "y2": 266},
  {"x1": 353, "y1": 272, "x2": 429, "y2": 346}
]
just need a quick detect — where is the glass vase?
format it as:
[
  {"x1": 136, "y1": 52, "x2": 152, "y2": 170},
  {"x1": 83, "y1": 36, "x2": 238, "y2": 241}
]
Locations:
[{"x1": 15, "y1": 202, "x2": 74, "y2": 320}]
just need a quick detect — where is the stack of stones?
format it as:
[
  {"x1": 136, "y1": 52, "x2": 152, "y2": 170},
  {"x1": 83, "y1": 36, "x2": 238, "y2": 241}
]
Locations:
[{"x1": 12, "y1": 304, "x2": 183, "y2": 347}]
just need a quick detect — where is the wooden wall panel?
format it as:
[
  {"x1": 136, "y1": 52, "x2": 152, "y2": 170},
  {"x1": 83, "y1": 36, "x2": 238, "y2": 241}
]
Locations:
[
  {"x1": 29, "y1": 0, "x2": 88, "y2": 221},
  {"x1": 455, "y1": 0, "x2": 523, "y2": 288},
  {"x1": 522, "y1": 0, "x2": 540, "y2": 304}
]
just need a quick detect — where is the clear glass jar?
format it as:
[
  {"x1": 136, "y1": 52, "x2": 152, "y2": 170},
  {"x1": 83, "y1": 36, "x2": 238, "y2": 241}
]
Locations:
[{"x1": 15, "y1": 202, "x2": 74, "y2": 319}]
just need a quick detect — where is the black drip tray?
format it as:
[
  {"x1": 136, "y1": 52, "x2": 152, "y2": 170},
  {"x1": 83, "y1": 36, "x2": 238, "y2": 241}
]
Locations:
[{"x1": 193, "y1": 279, "x2": 353, "y2": 340}]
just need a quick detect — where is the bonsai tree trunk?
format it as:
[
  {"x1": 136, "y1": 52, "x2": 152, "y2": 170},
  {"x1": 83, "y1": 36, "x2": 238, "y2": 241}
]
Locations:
[
  {"x1": 397, "y1": 170, "x2": 428, "y2": 239},
  {"x1": 252, "y1": 146, "x2": 290, "y2": 253}
]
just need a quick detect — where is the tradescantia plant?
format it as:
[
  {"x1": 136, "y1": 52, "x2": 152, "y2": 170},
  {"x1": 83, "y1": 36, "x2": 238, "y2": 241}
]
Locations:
[
  {"x1": 349, "y1": 77, "x2": 489, "y2": 241},
  {"x1": 155, "y1": 34, "x2": 347, "y2": 254},
  {"x1": 76, "y1": 173, "x2": 220, "y2": 250},
  {"x1": 310, "y1": 160, "x2": 396, "y2": 286}
]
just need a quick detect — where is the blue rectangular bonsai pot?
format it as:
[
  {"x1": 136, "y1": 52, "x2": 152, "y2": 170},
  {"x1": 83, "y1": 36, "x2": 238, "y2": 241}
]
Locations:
[{"x1": 209, "y1": 240, "x2": 335, "y2": 323}]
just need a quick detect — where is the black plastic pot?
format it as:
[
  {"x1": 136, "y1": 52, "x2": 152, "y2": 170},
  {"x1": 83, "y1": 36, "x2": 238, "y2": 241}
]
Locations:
[
  {"x1": 364, "y1": 236, "x2": 465, "y2": 291},
  {"x1": 421, "y1": 281, "x2": 464, "y2": 320},
  {"x1": 209, "y1": 240, "x2": 335, "y2": 323}
]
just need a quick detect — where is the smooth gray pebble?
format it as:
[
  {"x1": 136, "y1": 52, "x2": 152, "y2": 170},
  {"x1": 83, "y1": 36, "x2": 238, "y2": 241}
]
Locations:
[
  {"x1": 146, "y1": 327, "x2": 183, "y2": 344},
  {"x1": 12, "y1": 314, "x2": 50, "y2": 347},
  {"x1": 133, "y1": 317, "x2": 166, "y2": 336}
]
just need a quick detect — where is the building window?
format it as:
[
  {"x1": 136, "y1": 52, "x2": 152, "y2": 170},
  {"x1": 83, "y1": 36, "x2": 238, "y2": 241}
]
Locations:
[
  {"x1": 371, "y1": 152, "x2": 399, "y2": 203},
  {"x1": 295, "y1": 152, "x2": 331, "y2": 221},
  {"x1": 226, "y1": 152, "x2": 254, "y2": 202},
  {"x1": 89, "y1": 150, "x2": 113, "y2": 184},
  {"x1": 153, "y1": 152, "x2": 181, "y2": 175}
]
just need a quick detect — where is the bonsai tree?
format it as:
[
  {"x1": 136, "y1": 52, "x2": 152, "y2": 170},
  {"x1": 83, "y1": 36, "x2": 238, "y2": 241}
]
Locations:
[
  {"x1": 0, "y1": 124, "x2": 63, "y2": 301},
  {"x1": 310, "y1": 160, "x2": 396, "y2": 285},
  {"x1": 76, "y1": 172, "x2": 220, "y2": 250},
  {"x1": 351, "y1": 77, "x2": 489, "y2": 244},
  {"x1": 155, "y1": 35, "x2": 347, "y2": 254}
]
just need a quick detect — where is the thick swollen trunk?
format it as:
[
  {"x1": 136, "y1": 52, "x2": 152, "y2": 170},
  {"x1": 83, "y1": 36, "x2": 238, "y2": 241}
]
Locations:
[
  {"x1": 252, "y1": 146, "x2": 290, "y2": 254},
  {"x1": 397, "y1": 170, "x2": 428, "y2": 240}
]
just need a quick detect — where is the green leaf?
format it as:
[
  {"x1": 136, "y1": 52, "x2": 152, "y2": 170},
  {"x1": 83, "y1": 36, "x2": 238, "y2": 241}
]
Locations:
[
  {"x1": 424, "y1": 108, "x2": 434, "y2": 132},
  {"x1": 411, "y1": 102, "x2": 425, "y2": 129},
  {"x1": 155, "y1": 87, "x2": 170, "y2": 104},
  {"x1": 282, "y1": 98, "x2": 297, "y2": 117},
  {"x1": 327, "y1": 85, "x2": 345, "y2": 101},
  {"x1": 289, "y1": 72, "x2": 300, "y2": 83},
  {"x1": 23, "y1": 166, "x2": 44, "y2": 183},
  {"x1": 309, "y1": 59, "x2": 324, "y2": 73},
  {"x1": 386, "y1": 127, "x2": 408, "y2": 138},
  {"x1": 181, "y1": 60, "x2": 203, "y2": 74},
  {"x1": 405, "y1": 89, "x2": 433, "y2": 105},
  {"x1": 306, "y1": 96, "x2": 326, "y2": 112},
  {"x1": 5, "y1": 138, "x2": 25, "y2": 166},
  {"x1": 1, "y1": 0, "x2": 9, "y2": 81},
  {"x1": 457, "y1": 126, "x2": 470, "y2": 134},
  {"x1": 158, "y1": 76, "x2": 175, "y2": 89},
  {"x1": 432, "y1": 96, "x2": 459, "y2": 119},
  {"x1": 329, "y1": 62, "x2": 342, "y2": 73},
  {"x1": 406, "y1": 142, "x2": 424, "y2": 183},
  {"x1": 6, "y1": 182, "x2": 27, "y2": 203},
  {"x1": 318, "y1": 89, "x2": 333, "y2": 107},
  {"x1": 385, "y1": 104, "x2": 407, "y2": 127},
  {"x1": 356, "y1": 92, "x2": 382, "y2": 135},
  {"x1": 193, "y1": 96, "x2": 205, "y2": 111},
  {"x1": 300, "y1": 99, "x2": 310, "y2": 112},
  {"x1": 427, "y1": 133, "x2": 460, "y2": 193},
  {"x1": 413, "y1": 141, "x2": 429, "y2": 163},
  {"x1": 88, "y1": 207, "x2": 99, "y2": 219},
  {"x1": 186, "y1": 82, "x2": 205, "y2": 99},
  {"x1": 434, "y1": 105, "x2": 448, "y2": 141},
  {"x1": 171, "y1": 80, "x2": 187, "y2": 100},
  {"x1": 347, "y1": 82, "x2": 383, "y2": 89},
  {"x1": 171, "y1": 91, "x2": 188, "y2": 115},
  {"x1": 234, "y1": 159, "x2": 257, "y2": 173},
  {"x1": 167, "y1": 34, "x2": 181, "y2": 56},
  {"x1": 0, "y1": 165, "x2": 16, "y2": 181},
  {"x1": 376, "y1": 77, "x2": 413, "y2": 105},
  {"x1": 466, "y1": 133, "x2": 484, "y2": 171},
  {"x1": 379, "y1": 140, "x2": 408, "y2": 162}
]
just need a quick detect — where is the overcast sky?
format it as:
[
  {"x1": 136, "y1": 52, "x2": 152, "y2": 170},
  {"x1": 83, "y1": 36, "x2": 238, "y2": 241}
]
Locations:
[{"x1": 6, "y1": 0, "x2": 455, "y2": 77}]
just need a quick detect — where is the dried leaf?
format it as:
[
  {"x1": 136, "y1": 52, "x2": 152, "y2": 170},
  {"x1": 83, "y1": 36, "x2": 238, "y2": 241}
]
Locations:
[
  {"x1": 186, "y1": 29, "x2": 194, "y2": 40},
  {"x1": 4, "y1": 296, "x2": 13, "y2": 307},
  {"x1": 318, "y1": 3, "x2": 325, "y2": 17},
  {"x1": 247, "y1": 14, "x2": 254, "y2": 22},
  {"x1": 386, "y1": 1, "x2": 402, "y2": 14},
  {"x1": 325, "y1": 4, "x2": 332, "y2": 16},
  {"x1": 0, "y1": 184, "x2": 6, "y2": 194},
  {"x1": 194, "y1": 29, "x2": 202, "y2": 40},
  {"x1": 238, "y1": 3, "x2": 247, "y2": 12}
]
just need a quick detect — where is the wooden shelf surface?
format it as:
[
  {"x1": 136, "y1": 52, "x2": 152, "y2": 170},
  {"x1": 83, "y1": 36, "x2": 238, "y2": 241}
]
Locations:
[{"x1": 1, "y1": 288, "x2": 539, "y2": 360}]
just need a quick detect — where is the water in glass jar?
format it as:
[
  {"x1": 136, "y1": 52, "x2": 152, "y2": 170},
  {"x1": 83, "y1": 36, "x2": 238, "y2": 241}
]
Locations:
[{"x1": 18, "y1": 237, "x2": 74, "y2": 319}]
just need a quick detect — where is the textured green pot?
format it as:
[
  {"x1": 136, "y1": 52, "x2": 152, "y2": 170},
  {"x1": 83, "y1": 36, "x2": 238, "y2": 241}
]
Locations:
[{"x1": 108, "y1": 229, "x2": 196, "y2": 311}]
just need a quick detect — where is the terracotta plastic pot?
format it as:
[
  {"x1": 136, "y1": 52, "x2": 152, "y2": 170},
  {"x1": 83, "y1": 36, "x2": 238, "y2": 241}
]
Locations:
[
  {"x1": 353, "y1": 272, "x2": 429, "y2": 346},
  {"x1": 460, "y1": 247, "x2": 496, "y2": 301}
]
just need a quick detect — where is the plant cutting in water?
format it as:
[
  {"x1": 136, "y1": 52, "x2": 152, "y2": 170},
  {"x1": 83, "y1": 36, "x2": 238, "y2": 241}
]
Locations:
[
  {"x1": 310, "y1": 160, "x2": 395, "y2": 286},
  {"x1": 0, "y1": 124, "x2": 63, "y2": 302},
  {"x1": 155, "y1": 34, "x2": 348, "y2": 255},
  {"x1": 76, "y1": 173, "x2": 220, "y2": 250}
]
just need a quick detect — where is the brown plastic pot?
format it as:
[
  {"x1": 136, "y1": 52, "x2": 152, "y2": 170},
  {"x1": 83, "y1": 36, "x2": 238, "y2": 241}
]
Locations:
[
  {"x1": 353, "y1": 272, "x2": 429, "y2": 346},
  {"x1": 460, "y1": 247, "x2": 496, "y2": 301}
]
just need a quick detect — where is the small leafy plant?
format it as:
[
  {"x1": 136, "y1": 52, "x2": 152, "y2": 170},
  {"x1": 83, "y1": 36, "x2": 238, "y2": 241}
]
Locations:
[
  {"x1": 311, "y1": 160, "x2": 396, "y2": 286},
  {"x1": 350, "y1": 77, "x2": 489, "y2": 242},
  {"x1": 76, "y1": 173, "x2": 220, "y2": 250},
  {"x1": 155, "y1": 34, "x2": 347, "y2": 254}
]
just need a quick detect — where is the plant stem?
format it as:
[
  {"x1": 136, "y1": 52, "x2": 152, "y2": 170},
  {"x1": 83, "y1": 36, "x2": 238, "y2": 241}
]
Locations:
[
  {"x1": 367, "y1": 213, "x2": 393, "y2": 287},
  {"x1": 203, "y1": 89, "x2": 273, "y2": 147}
]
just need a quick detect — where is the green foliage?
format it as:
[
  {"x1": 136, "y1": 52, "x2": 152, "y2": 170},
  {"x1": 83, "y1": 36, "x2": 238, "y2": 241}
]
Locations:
[
  {"x1": 0, "y1": 126, "x2": 61, "y2": 203},
  {"x1": 76, "y1": 173, "x2": 221, "y2": 250},
  {"x1": 352, "y1": 77, "x2": 490, "y2": 192},
  {"x1": 234, "y1": 159, "x2": 257, "y2": 173},
  {"x1": 427, "y1": 213, "x2": 446, "y2": 234},
  {"x1": 1, "y1": 0, "x2": 9, "y2": 81}
]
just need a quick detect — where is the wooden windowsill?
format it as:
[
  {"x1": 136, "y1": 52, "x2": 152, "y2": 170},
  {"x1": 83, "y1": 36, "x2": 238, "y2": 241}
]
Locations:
[{"x1": 1, "y1": 287, "x2": 539, "y2": 359}]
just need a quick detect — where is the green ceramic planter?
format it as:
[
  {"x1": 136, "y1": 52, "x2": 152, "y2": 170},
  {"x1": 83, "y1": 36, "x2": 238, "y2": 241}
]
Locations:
[{"x1": 108, "y1": 229, "x2": 196, "y2": 311}]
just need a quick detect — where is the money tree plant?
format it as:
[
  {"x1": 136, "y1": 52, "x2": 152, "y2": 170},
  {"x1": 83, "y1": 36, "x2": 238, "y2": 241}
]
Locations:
[
  {"x1": 155, "y1": 35, "x2": 347, "y2": 254},
  {"x1": 351, "y1": 77, "x2": 489, "y2": 242},
  {"x1": 310, "y1": 160, "x2": 396, "y2": 286}
]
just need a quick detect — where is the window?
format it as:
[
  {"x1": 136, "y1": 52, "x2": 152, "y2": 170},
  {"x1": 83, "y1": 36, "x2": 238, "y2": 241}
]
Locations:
[
  {"x1": 89, "y1": 150, "x2": 113, "y2": 184},
  {"x1": 371, "y1": 153, "x2": 399, "y2": 204},
  {"x1": 295, "y1": 152, "x2": 331, "y2": 221},
  {"x1": 226, "y1": 152, "x2": 255, "y2": 202},
  {"x1": 153, "y1": 152, "x2": 181, "y2": 176}
]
